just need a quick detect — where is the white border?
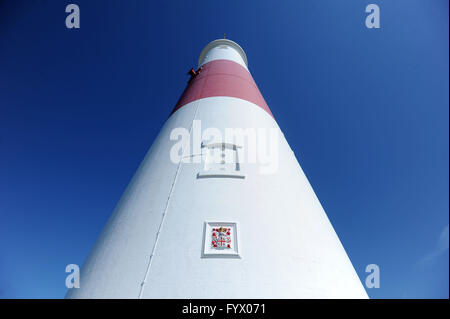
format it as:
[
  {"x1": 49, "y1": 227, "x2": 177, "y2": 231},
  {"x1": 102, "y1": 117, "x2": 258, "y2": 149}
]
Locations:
[{"x1": 202, "y1": 221, "x2": 241, "y2": 258}]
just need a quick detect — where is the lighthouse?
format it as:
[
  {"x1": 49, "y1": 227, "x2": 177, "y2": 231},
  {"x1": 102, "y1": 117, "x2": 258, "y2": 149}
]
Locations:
[{"x1": 67, "y1": 39, "x2": 368, "y2": 299}]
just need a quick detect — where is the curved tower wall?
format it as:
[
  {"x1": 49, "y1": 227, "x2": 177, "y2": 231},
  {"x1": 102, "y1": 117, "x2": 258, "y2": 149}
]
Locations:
[{"x1": 67, "y1": 39, "x2": 368, "y2": 299}]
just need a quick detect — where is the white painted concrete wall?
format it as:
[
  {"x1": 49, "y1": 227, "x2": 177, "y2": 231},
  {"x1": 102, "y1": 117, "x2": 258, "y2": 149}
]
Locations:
[{"x1": 198, "y1": 39, "x2": 248, "y2": 69}]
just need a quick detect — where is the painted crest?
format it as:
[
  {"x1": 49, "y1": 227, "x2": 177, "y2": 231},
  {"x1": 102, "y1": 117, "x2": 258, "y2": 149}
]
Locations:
[
  {"x1": 211, "y1": 226, "x2": 232, "y2": 249},
  {"x1": 203, "y1": 222, "x2": 240, "y2": 258}
]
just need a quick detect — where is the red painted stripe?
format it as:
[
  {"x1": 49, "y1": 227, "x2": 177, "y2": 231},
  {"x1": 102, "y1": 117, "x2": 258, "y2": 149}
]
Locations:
[{"x1": 170, "y1": 59, "x2": 273, "y2": 118}]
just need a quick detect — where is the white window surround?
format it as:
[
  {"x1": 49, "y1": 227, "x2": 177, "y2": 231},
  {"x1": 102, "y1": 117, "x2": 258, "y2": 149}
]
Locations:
[{"x1": 197, "y1": 142, "x2": 246, "y2": 179}]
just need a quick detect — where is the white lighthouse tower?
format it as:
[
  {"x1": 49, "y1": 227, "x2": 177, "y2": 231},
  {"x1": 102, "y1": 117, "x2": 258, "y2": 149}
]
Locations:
[{"x1": 67, "y1": 39, "x2": 368, "y2": 299}]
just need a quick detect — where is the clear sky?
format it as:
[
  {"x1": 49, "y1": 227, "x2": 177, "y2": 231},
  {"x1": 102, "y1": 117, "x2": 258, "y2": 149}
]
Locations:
[{"x1": 0, "y1": 0, "x2": 448, "y2": 299}]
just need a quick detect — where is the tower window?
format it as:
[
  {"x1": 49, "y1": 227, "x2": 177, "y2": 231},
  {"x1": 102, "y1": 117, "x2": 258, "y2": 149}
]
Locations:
[{"x1": 197, "y1": 142, "x2": 245, "y2": 179}]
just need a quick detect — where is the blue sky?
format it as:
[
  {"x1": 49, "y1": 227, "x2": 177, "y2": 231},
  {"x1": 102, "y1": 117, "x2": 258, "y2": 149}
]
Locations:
[{"x1": 0, "y1": 0, "x2": 448, "y2": 299}]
